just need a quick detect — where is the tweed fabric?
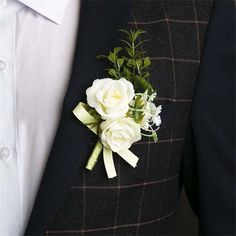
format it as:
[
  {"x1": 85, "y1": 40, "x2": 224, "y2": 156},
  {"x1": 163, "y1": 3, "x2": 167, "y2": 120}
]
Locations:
[{"x1": 26, "y1": 1, "x2": 213, "y2": 235}]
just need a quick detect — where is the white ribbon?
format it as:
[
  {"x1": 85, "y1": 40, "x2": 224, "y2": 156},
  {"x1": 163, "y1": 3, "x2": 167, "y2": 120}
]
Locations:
[{"x1": 73, "y1": 102, "x2": 139, "y2": 178}]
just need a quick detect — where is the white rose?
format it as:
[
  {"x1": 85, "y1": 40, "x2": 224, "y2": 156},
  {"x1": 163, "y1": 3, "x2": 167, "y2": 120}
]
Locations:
[
  {"x1": 100, "y1": 118, "x2": 141, "y2": 152},
  {"x1": 86, "y1": 78, "x2": 135, "y2": 119}
]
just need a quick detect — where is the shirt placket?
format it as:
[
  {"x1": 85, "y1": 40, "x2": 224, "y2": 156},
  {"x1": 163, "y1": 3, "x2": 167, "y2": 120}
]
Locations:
[{"x1": 0, "y1": 3, "x2": 22, "y2": 234}]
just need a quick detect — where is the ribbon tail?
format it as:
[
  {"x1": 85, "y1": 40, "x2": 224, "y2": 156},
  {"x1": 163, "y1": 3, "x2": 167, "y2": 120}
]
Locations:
[
  {"x1": 103, "y1": 148, "x2": 117, "y2": 179},
  {"x1": 117, "y1": 149, "x2": 139, "y2": 168},
  {"x1": 86, "y1": 141, "x2": 103, "y2": 171}
]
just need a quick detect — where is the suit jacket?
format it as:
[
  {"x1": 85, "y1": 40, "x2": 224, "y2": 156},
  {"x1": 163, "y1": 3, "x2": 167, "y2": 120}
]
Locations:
[
  {"x1": 25, "y1": 0, "x2": 214, "y2": 235},
  {"x1": 182, "y1": 0, "x2": 235, "y2": 235}
]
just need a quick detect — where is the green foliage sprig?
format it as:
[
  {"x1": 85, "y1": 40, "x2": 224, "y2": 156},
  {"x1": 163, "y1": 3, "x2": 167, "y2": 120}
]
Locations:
[{"x1": 97, "y1": 29, "x2": 154, "y2": 94}]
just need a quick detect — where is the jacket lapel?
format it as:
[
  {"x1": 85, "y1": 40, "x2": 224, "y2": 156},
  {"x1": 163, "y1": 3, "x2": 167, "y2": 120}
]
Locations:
[{"x1": 25, "y1": 0, "x2": 134, "y2": 235}]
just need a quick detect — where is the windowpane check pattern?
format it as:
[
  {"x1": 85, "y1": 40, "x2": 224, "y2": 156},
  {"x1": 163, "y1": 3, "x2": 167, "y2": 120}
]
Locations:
[{"x1": 46, "y1": 1, "x2": 213, "y2": 235}]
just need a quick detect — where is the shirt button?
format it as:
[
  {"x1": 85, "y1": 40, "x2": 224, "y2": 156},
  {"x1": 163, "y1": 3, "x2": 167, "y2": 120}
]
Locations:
[
  {"x1": 0, "y1": 147, "x2": 11, "y2": 160},
  {"x1": 0, "y1": 59, "x2": 6, "y2": 71}
]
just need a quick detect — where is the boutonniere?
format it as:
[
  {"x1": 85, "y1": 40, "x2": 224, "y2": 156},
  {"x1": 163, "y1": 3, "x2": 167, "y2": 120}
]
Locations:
[{"x1": 73, "y1": 29, "x2": 162, "y2": 178}]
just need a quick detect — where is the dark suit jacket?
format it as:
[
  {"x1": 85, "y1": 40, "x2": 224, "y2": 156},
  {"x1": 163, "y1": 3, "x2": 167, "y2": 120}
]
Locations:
[
  {"x1": 182, "y1": 0, "x2": 235, "y2": 235},
  {"x1": 24, "y1": 0, "x2": 233, "y2": 235}
]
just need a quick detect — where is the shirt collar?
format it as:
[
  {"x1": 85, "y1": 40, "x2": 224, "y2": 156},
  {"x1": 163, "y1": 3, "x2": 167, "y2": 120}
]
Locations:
[{"x1": 17, "y1": 0, "x2": 68, "y2": 24}]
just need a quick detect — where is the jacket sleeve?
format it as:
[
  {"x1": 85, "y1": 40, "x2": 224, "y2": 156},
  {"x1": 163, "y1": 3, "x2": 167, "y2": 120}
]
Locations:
[{"x1": 181, "y1": 0, "x2": 235, "y2": 235}]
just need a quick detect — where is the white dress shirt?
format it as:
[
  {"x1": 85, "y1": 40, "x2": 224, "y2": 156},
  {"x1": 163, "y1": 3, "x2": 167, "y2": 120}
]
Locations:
[{"x1": 0, "y1": 0, "x2": 80, "y2": 235}]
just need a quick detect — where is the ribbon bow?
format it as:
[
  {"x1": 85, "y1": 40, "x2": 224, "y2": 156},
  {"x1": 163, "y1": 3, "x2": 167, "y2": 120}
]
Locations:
[{"x1": 73, "y1": 102, "x2": 139, "y2": 178}]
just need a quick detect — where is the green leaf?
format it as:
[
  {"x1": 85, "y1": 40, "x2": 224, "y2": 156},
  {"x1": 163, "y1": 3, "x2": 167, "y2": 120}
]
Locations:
[
  {"x1": 135, "y1": 39, "x2": 150, "y2": 49},
  {"x1": 119, "y1": 29, "x2": 130, "y2": 36},
  {"x1": 114, "y1": 47, "x2": 122, "y2": 55},
  {"x1": 143, "y1": 57, "x2": 151, "y2": 68},
  {"x1": 127, "y1": 59, "x2": 136, "y2": 68},
  {"x1": 123, "y1": 67, "x2": 132, "y2": 78},
  {"x1": 132, "y1": 95, "x2": 146, "y2": 123},
  {"x1": 125, "y1": 47, "x2": 134, "y2": 57},
  {"x1": 143, "y1": 72, "x2": 150, "y2": 79},
  {"x1": 135, "y1": 50, "x2": 144, "y2": 58},
  {"x1": 119, "y1": 39, "x2": 132, "y2": 48},
  {"x1": 96, "y1": 55, "x2": 107, "y2": 59},
  {"x1": 134, "y1": 95, "x2": 146, "y2": 109},
  {"x1": 133, "y1": 30, "x2": 146, "y2": 41},
  {"x1": 136, "y1": 75, "x2": 154, "y2": 93},
  {"x1": 108, "y1": 52, "x2": 116, "y2": 63},
  {"x1": 133, "y1": 110, "x2": 144, "y2": 123},
  {"x1": 108, "y1": 69, "x2": 118, "y2": 78},
  {"x1": 136, "y1": 59, "x2": 142, "y2": 69},
  {"x1": 117, "y1": 58, "x2": 124, "y2": 68}
]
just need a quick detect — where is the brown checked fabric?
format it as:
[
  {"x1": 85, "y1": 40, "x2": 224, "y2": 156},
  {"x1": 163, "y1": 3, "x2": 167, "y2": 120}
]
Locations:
[{"x1": 26, "y1": 1, "x2": 213, "y2": 235}]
